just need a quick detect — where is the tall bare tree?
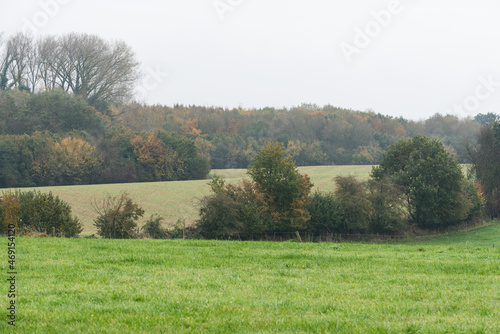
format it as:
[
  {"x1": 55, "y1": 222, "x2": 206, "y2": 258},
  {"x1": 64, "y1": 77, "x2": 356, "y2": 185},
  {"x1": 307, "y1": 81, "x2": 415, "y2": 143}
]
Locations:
[
  {"x1": 49, "y1": 33, "x2": 141, "y2": 110},
  {"x1": 0, "y1": 32, "x2": 141, "y2": 110}
]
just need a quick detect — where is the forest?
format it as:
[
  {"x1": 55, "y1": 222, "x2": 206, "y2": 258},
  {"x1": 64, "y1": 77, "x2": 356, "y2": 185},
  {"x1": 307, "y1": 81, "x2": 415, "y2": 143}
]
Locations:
[
  {"x1": 0, "y1": 32, "x2": 498, "y2": 189},
  {"x1": 0, "y1": 87, "x2": 498, "y2": 188}
]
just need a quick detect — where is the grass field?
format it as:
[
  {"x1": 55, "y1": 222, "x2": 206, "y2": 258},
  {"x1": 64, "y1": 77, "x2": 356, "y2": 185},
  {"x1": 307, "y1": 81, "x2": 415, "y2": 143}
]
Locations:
[
  {"x1": 405, "y1": 220, "x2": 500, "y2": 248},
  {"x1": 1, "y1": 236, "x2": 499, "y2": 333},
  {"x1": 5, "y1": 165, "x2": 374, "y2": 234}
]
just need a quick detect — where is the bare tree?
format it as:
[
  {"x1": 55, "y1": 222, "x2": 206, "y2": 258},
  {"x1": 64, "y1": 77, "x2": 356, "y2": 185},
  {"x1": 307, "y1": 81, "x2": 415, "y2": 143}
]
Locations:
[
  {"x1": 0, "y1": 32, "x2": 141, "y2": 110},
  {"x1": 0, "y1": 32, "x2": 15, "y2": 90},
  {"x1": 49, "y1": 33, "x2": 141, "y2": 110}
]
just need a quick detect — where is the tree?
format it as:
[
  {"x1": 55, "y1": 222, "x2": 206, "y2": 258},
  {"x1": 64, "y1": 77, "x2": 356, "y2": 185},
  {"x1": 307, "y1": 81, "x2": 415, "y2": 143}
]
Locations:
[
  {"x1": 0, "y1": 32, "x2": 141, "y2": 111},
  {"x1": 93, "y1": 193, "x2": 144, "y2": 239},
  {"x1": 50, "y1": 33, "x2": 141, "y2": 110},
  {"x1": 307, "y1": 191, "x2": 344, "y2": 235},
  {"x1": 26, "y1": 89, "x2": 106, "y2": 134},
  {"x1": 469, "y1": 121, "x2": 500, "y2": 217},
  {"x1": 367, "y1": 179, "x2": 407, "y2": 234},
  {"x1": 372, "y1": 136, "x2": 468, "y2": 228},
  {"x1": 247, "y1": 142, "x2": 313, "y2": 231},
  {"x1": 475, "y1": 113, "x2": 499, "y2": 125},
  {"x1": 131, "y1": 133, "x2": 183, "y2": 181},
  {"x1": 334, "y1": 175, "x2": 372, "y2": 233},
  {"x1": 50, "y1": 137, "x2": 103, "y2": 185},
  {"x1": 0, "y1": 190, "x2": 82, "y2": 237}
]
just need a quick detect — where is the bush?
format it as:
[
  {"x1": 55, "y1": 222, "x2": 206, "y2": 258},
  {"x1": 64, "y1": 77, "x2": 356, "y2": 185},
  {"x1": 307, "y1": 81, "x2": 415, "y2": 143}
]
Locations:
[
  {"x1": 334, "y1": 175, "x2": 372, "y2": 233},
  {"x1": 367, "y1": 179, "x2": 407, "y2": 234},
  {"x1": 170, "y1": 218, "x2": 199, "y2": 239},
  {"x1": 141, "y1": 214, "x2": 166, "y2": 239},
  {"x1": 307, "y1": 191, "x2": 344, "y2": 235},
  {"x1": 197, "y1": 193, "x2": 241, "y2": 240},
  {"x1": 93, "y1": 193, "x2": 144, "y2": 239},
  {"x1": 469, "y1": 122, "x2": 500, "y2": 217},
  {"x1": 0, "y1": 190, "x2": 82, "y2": 237}
]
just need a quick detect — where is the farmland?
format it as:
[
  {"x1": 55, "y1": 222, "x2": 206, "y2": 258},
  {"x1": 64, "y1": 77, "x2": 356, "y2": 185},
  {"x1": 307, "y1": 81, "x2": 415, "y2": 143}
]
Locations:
[
  {"x1": 5, "y1": 165, "x2": 373, "y2": 234},
  {"x1": 1, "y1": 236, "x2": 499, "y2": 333}
]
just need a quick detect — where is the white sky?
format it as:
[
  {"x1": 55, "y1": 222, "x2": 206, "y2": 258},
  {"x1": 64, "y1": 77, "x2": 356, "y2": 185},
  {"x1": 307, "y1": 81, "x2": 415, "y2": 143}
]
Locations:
[{"x1": 2, "y1": 0, "x2": 500, "y2": 120}]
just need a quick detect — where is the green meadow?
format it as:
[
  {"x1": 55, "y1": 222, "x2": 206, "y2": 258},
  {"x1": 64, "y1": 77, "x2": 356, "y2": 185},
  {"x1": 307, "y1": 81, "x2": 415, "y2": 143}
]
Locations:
[
  {"x1": 5, "y1": 165, "x2": 373, "y2": 234},
  {"x1": 1, "y1": 236, "x2": 499, "y2": 333},
  {"x1": 2, "y1": 165, "x2": 499, "y2": 333}
]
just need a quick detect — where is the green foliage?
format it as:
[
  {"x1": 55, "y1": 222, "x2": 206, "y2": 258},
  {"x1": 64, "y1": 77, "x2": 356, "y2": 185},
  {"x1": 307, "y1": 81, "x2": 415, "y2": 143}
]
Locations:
[
  {"x1": 307, "y1": 191, "x2": 344, "y2": 235},
  {"x1": 197, "y1": 193, "x2": 241, "y2": 239},
  {"x1": 248, "y1": 142, "x2": 313, "y2": 231},
  {"x1": 0, "y1": 190, "x2": 82, "y2": 237},
  {"x1": 141, "y1": 214, "x2": 166, "y2": 239},
  {"x1": 156, "y1": 130, "x2": 210, "y2": 180},
  {"x1": 469, "y1": 122, "x2": 500, "y2": 217},
  {"x1": 26, "y1": 90, "x2": 106, "y2": 134},
  {"x1": 372, "y1": 136, "x2": 470, "y2": 229},
  {"x1": 198, "y1": 142, "x2": 315, "y2": 240},
  {"x1": 334, "y1": 175, "x2": 372, "y2": 233},
  {"x1": 367, "y1": 179, "x2": 407, "y2": 234},
  {"x1": 93, "y1": 193, "x2": 145, "y2": 239}
]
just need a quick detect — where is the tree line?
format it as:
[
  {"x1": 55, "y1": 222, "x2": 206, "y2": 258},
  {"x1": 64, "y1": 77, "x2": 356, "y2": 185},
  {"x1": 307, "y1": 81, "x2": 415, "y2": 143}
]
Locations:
[
  {"x1": 113, "y1": 103, "x2": 494, "y2": 168},
  {"x1": 0, "y1": 90, "x2": 210, "y2": 187},
  {"x1": 1, "y1": 130, "x2": 498, "y2": 239},
  {"x1": 196, "y1": 138, "x2": 490, "y2": 240}
]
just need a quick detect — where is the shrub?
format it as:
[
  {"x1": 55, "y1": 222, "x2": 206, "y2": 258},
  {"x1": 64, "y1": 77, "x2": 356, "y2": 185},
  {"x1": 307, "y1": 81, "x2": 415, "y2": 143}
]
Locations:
[
  {"x1": 367, "y1": 179, "x2": 407, "y2": 234},
  {"x1": 170, "y1": 218, "x2": 199, "y2": 239},
  {"x1": 334, "y1": 175, "x2": 372, "y2": 233},
  {"x1": 0, "y1": 192, "x2": 21, "y2": 235},
  {"x1": 307, "y1": 191, "x2": 344, "y2": 235},
  {"x1": 197, "y1": 193, "x2": 241, "y2": 240},
  {"x1": 0, "y1": 190, "x2": 82, "y2": 237},
  {"x1": 141, "y1": 214, "x2": 166, "y2": 239},
  {"x1": 93, "y1": 193, "x2": 144, "y2": 239},
  {"x1": 469, "y1": 122, "x2": 500, "y2": 217}
]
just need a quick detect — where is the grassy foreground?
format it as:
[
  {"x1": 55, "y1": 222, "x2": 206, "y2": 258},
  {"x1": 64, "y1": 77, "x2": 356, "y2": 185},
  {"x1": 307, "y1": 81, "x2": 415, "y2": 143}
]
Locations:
[
  {"x1": 6, "y1": 166, "x2": 373, "y2": 234},
  {"x1": 408, "y1": 220, "x2": 500, "y2": 248},
  {"x1": 1, "y1": 237, "x2": 499, "y2": 333}
]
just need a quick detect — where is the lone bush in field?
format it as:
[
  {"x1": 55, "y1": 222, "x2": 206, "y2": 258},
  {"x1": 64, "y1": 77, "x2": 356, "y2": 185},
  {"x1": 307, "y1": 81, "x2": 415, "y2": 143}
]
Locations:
[
  {"x1": 0, "y1": 190, "x2": 82, "y2": 237},
  {"x1": 372, "y1": 136, "x2": 470, "y2": 229},
  {"x1": 93, "y1": 193, "x2": 144, "y2": 239}
]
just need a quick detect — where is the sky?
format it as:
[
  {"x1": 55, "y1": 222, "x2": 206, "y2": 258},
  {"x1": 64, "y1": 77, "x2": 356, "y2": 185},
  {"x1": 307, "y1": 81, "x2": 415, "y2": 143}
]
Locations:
[{"x1": 1, "y1": 0, "x2": 500, "y2": 120}]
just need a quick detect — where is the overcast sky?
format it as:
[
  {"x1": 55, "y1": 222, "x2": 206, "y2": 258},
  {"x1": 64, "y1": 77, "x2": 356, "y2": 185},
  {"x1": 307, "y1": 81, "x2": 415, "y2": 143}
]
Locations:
[{"x1": 2, "y1": 0, "x2": 500, "y2": 119}]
